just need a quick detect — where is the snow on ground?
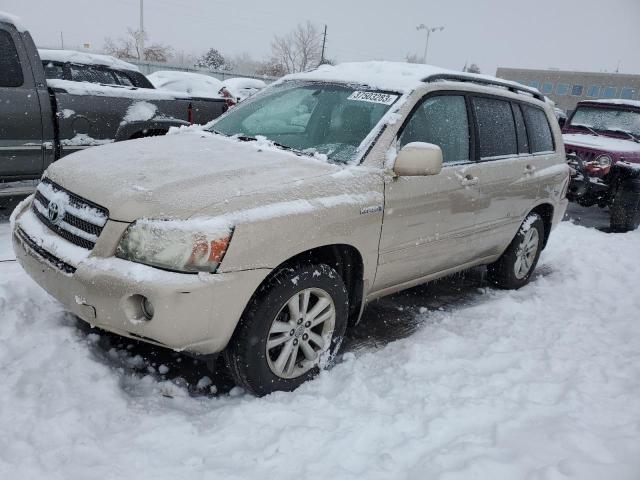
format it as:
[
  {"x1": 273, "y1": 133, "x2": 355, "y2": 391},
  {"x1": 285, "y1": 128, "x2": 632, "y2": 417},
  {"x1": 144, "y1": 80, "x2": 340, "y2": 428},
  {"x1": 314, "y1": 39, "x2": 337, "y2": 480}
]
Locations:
[{"x1": 0, "y1": 220, "x2": 639, "y2": 479}]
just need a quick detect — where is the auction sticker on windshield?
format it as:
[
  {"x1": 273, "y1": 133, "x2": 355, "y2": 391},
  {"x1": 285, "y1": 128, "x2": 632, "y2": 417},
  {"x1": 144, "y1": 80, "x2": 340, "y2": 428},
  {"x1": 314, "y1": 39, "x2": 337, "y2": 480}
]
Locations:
[{"x1": 348, "y1": 91, "x2": 398, "y2": 105}]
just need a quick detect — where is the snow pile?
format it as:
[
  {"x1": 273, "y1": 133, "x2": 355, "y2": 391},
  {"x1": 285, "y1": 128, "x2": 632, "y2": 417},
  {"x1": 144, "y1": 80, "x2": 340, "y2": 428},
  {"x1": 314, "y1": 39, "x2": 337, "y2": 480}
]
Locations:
[
  {"x1": 38, "y1": 49, "x2": 140, "y2": 72},
  {"x1": 121, "y1": 101, "x2": 158, "y2": 125},
  {"x1": 1, "y1": 220, "x2": 639, "y2": 478},
  {"x1": 59, "y1": 133, "x2": 113, "y2": 147},
  {"x1": 147, "y1": 71, "x2": 223, "y2": 99},
  {"x1": 0, "y1": 10, "x2": 26, "y2": 31}
]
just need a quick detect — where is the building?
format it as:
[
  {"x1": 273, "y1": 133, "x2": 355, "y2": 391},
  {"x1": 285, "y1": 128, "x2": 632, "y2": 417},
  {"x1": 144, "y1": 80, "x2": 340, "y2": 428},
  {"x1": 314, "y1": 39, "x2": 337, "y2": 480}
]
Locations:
[{"x1": 495, "y1": 67, "x2": 640, "y2": 114}]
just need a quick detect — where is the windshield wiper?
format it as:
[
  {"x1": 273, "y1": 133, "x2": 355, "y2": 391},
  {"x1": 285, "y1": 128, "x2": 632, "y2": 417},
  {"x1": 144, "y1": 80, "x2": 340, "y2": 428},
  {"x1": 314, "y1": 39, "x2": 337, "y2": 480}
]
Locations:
[
  {"x1": 609, "y1": 128, "x2": 640, "y2": 143},
  {"x1": 235, "y1": 135, "x2": 298, "y2": 152},
  {"x1": 571, "y1": 124, "x2": 600, "y2": 136}
]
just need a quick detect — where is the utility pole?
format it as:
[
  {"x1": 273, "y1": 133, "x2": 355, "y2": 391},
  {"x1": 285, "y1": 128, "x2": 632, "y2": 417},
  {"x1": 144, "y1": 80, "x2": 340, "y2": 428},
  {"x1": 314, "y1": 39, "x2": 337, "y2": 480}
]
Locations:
[
  {"x1": 60, "y1": 31, "x2": 64, "y2": 49},
  {"x1": 416, "y1": 24, "x2": 444, "y2": 64},
  {"x1": 139, "y1": 0, "x2": 145, "y2": 60},
  {"x1": 320, "y1": 25, "x2": 327, "y2": 66}
]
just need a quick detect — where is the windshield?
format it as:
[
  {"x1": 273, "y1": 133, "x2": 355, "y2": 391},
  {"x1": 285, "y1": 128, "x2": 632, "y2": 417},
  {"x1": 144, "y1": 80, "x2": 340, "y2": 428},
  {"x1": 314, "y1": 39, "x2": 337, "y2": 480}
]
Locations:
[
  {"x1": 569, "y1": 106, "x2": 640, "y2": 137},
  {"x1": 210, "y1": 81, "x2": 399, "y2": 164}
]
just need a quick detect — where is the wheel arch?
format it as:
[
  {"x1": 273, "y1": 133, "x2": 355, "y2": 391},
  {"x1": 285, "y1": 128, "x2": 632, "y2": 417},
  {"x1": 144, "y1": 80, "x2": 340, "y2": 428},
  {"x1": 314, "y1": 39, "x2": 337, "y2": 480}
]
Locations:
[
  {"x1": 529, "y1": 202, "x2": 554, "y2": 249},
  {"x1": 243, "y1": 243, "x2": 365, "y2": 327}
]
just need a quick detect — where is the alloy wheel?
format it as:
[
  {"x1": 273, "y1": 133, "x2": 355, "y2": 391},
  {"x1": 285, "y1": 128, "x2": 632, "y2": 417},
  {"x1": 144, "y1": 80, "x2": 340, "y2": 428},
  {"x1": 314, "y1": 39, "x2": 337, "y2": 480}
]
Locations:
[{"x1": 266, "y1": 288, "x2": 336, "y2": 379}]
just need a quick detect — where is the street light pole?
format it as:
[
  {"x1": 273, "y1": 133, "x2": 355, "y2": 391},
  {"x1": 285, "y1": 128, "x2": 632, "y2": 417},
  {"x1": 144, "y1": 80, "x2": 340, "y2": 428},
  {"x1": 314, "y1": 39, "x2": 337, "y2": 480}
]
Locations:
[{"x1": 416, "y1": 24, "x2": 444, "y2": 63}]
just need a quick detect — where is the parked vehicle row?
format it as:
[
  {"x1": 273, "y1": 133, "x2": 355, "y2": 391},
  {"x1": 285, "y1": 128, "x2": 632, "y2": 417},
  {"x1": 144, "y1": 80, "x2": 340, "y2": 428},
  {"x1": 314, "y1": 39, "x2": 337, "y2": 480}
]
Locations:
[
  {"x1": 147, "y1": 70, "x2": 266, "y2": 105},
  {"x1": 0, "y1": 19, "x2": 226, "y2": 198},
  {"x1": 11, "y1": 59, "x2": 570, "y2": 395}
]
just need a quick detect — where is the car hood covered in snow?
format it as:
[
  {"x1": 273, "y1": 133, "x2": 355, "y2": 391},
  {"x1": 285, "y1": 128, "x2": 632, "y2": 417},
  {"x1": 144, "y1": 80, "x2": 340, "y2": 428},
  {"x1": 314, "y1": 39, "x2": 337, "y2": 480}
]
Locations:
[
  {"x1": 563, "y1": 133, "x2": 640, "y2": 158},
  {"x1": 44, "y1": 132, "x2": 341, "y2": 222}
]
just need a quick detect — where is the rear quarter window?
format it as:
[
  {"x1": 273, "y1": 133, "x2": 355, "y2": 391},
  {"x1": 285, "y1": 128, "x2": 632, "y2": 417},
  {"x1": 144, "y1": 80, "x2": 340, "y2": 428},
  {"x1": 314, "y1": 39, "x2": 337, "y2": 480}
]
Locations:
[
  {"x1": 472, "y1": 96, "x2": 518, "y2": 159},
  {"x1": 69, "y1": 64, "x2": 117, "y2": 85},
  {"x1": 0, "y1": 29, "x2": 24, "y2": 87},
  {"x1": 522, "y1": 105, "x2": 554, "y2": 153},
  {"x1": 42, "y1": 61, "x2": 65, "y2": 80}
]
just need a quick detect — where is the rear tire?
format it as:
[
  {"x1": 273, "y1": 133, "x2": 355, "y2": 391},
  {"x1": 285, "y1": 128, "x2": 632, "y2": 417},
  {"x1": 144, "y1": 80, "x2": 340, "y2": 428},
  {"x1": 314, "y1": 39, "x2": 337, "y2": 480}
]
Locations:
[
  {"x1": 487, "y1": 212, "x2": 545, "y2": 290},
  {"x1": 610, "y1": 182, "x2": 640, "y2": 232},
  {"x1": 224, "y1": 264, "x2": 348, "y2": 396}
]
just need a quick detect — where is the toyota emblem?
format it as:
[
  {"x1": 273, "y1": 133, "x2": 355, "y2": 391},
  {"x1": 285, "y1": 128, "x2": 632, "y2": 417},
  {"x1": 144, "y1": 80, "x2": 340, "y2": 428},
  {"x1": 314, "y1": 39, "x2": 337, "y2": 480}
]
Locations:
[{"x1": 47, "y1": 201, "x2": 61, "y2": 224}]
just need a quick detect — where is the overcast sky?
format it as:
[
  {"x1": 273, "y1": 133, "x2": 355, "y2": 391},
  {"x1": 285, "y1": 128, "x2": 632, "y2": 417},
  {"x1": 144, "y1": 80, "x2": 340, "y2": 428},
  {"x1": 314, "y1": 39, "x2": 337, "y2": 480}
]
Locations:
[{"x1": 3, "y1": 0, "x2": 640, "y2": 75}]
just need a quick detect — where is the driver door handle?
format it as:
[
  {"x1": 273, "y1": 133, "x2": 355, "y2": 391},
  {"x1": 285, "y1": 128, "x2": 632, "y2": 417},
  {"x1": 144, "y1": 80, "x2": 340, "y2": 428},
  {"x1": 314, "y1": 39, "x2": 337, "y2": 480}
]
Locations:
[{"x1": 460, "y1": 174, "x2": 479, "y2": 186}]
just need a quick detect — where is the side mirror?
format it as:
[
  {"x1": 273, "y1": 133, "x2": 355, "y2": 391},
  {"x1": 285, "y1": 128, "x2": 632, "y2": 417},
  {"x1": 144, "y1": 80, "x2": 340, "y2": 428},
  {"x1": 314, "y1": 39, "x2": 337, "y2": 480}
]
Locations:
[{"x1": 393, "y1": 142, "x2": 443, "y2": 176}]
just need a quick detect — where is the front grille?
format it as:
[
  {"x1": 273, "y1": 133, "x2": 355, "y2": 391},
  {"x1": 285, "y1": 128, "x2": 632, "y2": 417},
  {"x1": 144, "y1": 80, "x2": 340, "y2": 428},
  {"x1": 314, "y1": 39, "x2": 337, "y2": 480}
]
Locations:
[
  {"x1": 32, "y1": 178, "x2": 109, "y2": 250},
  {"x1": 15, "y1": 227, "x2": 76, "y2": 274},
  {"x1": 567, "y1": 148, "x2": 595, "y2": 163}
]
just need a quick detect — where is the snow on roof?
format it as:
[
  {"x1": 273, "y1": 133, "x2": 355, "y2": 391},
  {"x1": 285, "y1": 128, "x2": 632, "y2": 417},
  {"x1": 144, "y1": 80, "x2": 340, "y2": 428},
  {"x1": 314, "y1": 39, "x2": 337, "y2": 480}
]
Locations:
[
  {"x1": 0, "y1": 10, "x2": 26, "y2": 31},
  {"x1": 39, "y1": 49, "x2": 140, "y2": 72},
  {"x1": 221, "y1": 77, "x2": 267, "y2": 101},
  {"x1": 147, "y1": 70, "x2": 223, "y2": 99},
  {"x1": 284, "y1": 61, "x2": 538, "y2": 96},
  {"x1": 47, "y1": 78, "x2": 192, "y2": 101},
  {"x1": 589, "y1": 98, "x2": 640, "y2": 109}
]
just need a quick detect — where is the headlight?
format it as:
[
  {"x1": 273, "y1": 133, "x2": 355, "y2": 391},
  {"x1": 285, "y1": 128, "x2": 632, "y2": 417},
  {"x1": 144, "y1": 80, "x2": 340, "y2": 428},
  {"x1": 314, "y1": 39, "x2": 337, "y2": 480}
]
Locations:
[
  {"x1": 596, "y1": 154, "x2": 612, "y2": 168},
  {"x1": 116, "y1": 219, "x2": 233, "y2": 273}
]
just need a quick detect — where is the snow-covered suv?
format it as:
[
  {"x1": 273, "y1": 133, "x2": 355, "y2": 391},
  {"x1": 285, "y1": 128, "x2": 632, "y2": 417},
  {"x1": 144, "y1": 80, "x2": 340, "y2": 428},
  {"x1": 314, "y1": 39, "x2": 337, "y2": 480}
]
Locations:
[{"x1": 12, "y1": 62, "x2": 569, "y2": 395}]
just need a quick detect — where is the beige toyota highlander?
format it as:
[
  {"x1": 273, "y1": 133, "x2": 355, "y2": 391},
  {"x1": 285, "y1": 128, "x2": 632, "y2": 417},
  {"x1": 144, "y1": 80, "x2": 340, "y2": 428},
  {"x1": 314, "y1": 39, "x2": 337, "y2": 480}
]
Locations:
[{"x1": 12, "y1": 62, "x2": 570, "y2": 395}]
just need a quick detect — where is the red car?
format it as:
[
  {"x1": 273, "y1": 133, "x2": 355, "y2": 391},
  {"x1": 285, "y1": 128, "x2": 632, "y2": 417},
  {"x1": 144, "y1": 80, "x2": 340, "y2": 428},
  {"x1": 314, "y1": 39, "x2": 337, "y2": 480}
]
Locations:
[{"x1": 563, "y1": 99, "x2": 640, "y2": 231}]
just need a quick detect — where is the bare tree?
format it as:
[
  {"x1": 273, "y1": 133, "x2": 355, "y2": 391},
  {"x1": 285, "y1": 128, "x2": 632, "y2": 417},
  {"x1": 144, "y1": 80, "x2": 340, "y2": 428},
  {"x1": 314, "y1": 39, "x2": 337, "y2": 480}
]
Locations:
[
  {"x1": 104, "y1": 28, "x2": 172, "y2": 62},
  {"x1": 271, "y1": 21, "x2": 322, "y2": 74},
  {"x1": 256, "y1": 60, "x2": 287, "y2": 77},
  {"x1": 465, "y1": 63, "x2": 482, "y2": 74},
  {"x1": 405, "y1": 53, "x2": 423, "y2": 64},
  {"x1": 173, "y1": 50, "x2": 197, "y2": 68},
  {"x1": 230, "y1": 52, "x2": 262, "y2": 75}
]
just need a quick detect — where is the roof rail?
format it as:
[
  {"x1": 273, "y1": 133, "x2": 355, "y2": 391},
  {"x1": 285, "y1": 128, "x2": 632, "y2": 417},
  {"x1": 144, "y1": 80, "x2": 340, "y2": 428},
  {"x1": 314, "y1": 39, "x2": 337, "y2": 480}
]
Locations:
[{"x1": 422, "y1": 73, "x2": 545, "y2": 101}]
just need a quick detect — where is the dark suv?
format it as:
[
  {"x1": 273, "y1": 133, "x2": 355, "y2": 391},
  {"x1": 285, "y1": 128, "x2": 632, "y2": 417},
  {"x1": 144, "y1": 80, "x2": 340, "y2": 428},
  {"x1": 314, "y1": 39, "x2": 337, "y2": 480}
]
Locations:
[{"x1": 563, "y1": 99, "x2": 640, "y2": 231}]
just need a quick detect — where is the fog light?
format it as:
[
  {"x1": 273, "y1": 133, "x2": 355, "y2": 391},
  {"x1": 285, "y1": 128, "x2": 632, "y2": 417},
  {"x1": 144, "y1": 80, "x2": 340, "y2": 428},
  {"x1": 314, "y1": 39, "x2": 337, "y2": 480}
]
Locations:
[{"x1": 141, "y1": 296, "x2": 154, "y2": 320}]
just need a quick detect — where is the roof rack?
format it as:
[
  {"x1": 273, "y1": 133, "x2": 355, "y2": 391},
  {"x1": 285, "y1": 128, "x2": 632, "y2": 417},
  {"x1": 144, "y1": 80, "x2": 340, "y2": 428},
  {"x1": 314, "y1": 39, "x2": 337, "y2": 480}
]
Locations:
[{"x1": 422, "y1": 73, "x2": 545, "y2": 102}]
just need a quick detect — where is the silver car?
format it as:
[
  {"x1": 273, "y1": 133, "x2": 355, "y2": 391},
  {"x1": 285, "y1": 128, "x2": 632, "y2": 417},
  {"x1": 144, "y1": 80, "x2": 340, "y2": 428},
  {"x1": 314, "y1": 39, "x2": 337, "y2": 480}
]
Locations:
[{"x1": 12, "y1": 62, "x2": 570, "y2": 395}]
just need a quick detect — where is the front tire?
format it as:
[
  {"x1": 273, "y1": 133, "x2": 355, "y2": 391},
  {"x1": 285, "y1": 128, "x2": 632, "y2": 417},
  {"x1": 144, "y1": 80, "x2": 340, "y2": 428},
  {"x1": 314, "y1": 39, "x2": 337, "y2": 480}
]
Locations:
[
  {"x1": 610, "y1": 182, "x2": 640, "y2": 232},
  {"x1": 487, "y1": 213, "x2": 545, "y2": 290},
  {"x1": 225, "y1": 264, "x2": 348, "y2": 396}
]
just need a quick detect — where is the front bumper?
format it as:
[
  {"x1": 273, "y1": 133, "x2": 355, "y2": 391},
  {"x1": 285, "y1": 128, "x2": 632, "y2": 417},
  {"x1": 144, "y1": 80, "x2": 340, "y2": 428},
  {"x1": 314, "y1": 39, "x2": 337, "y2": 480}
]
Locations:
[{"x1": 12, "y1": 204, "x2": 270, "y2": 355}]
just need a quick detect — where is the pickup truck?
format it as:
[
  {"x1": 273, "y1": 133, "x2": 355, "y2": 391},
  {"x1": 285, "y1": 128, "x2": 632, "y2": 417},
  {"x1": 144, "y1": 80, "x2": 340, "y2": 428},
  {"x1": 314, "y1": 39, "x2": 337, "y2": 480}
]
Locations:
[{"x1": 0, "y1": 13, "x2": 227, "y2": 199}]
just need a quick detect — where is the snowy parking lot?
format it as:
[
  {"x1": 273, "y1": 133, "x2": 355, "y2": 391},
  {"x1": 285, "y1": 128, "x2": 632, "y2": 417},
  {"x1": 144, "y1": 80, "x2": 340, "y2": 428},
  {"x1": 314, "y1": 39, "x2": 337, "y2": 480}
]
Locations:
[{"x1": 0, "y1": 210, "x2": 639, "y2": 479}]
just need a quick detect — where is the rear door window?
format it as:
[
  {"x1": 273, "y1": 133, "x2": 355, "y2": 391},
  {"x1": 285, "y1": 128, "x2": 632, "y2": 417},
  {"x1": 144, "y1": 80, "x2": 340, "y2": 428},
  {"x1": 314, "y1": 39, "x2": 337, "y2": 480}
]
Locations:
[
  {"x1": 0, "y1": 30, "x2": 23, "y2": 87},
  {"x1": 472, "y1": 97, "x2": 518, "y2": 159},
  {"x1": 522, "y1": 105, "x2": 554, "y2": 153},
  {"x1": 399, "y1": 95, "x2": 470, "y2": 164},
  {"x1": 113, "y1": 70, "x2": 134, "y2": 86}
]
